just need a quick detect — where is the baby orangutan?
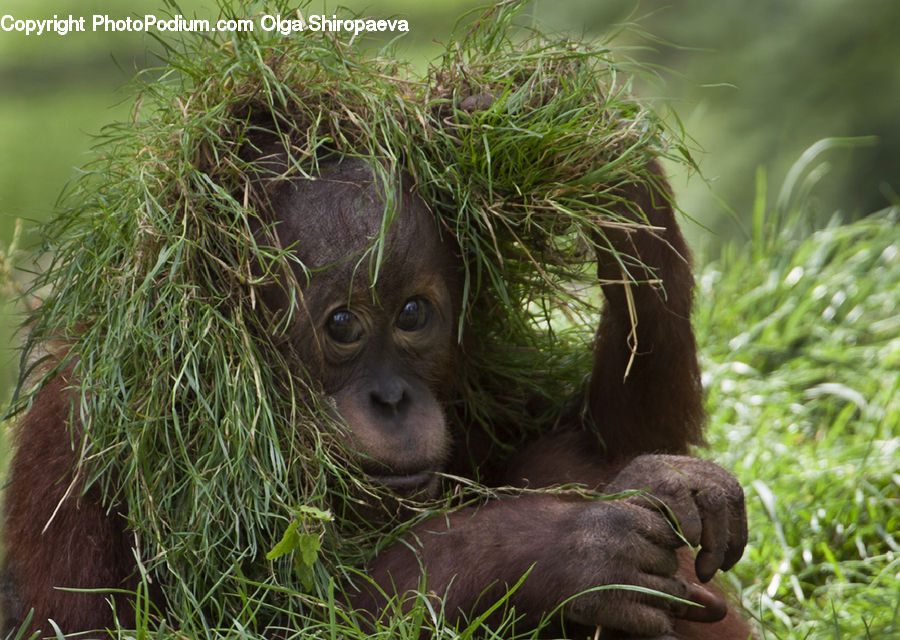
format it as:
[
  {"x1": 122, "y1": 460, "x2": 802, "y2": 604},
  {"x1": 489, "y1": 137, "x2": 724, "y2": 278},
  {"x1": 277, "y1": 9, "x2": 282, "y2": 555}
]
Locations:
[{"x1": 2, "y1": 157, "x2": 751, "y2": 639}]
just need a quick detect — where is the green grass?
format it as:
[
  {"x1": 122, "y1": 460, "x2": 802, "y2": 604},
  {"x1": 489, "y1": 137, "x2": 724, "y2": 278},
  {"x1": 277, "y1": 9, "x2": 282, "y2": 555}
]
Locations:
[{"x1": 695, "y1": 155, "x2": 899, "y2": 639}]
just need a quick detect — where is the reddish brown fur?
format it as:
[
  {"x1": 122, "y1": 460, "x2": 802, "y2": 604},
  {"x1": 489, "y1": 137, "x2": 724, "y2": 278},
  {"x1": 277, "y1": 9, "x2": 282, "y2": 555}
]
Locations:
[
  {"x1": 1, "y1": 157, "x2": 753, "y2": 639},
  {"x1": 589, "y1": 164, "x2": 705, "y2": 458},
  {"x1": 2, "y1": 371, "x2": 138, "y2": 633}
]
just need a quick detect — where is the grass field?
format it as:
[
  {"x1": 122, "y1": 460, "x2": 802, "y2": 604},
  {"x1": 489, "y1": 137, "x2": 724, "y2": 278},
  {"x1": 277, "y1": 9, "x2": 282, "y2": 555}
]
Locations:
[{"x1": 694, "y1": 159, "x2": 899, "y2": 639}]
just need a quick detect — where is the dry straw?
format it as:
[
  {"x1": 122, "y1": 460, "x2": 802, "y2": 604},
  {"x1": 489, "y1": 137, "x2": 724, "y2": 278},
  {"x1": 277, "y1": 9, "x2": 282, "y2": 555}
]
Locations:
[{"x1": 13, "y1": 0, "x2": 692, "y2": 634}]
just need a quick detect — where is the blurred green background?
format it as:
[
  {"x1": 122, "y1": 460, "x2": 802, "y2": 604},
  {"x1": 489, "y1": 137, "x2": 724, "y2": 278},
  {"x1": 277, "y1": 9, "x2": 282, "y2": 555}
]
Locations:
[{"x1": 1, "y1": 1, "x2": 898, "y2": 637}]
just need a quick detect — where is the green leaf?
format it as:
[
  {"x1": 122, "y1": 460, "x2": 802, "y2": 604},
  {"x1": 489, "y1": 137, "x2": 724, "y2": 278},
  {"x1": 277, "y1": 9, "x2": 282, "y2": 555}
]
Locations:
[
  {"x1": 297, "y1": 532, "x2": 321, "y2": 568},
  {"x1": 296, "y1": 505, "x2": 333, "y2": 522},
  {"x1": 294, "y1": 533, "x2": 322, "y2": 589},
  {"x1": 265, "y1": 521, "x2": 300, "y2": 561}
]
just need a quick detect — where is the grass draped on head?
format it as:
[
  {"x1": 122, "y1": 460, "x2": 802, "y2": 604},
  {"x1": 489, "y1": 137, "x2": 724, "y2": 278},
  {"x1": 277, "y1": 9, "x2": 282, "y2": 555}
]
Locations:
[{"x1": 14, "y1": 0, "x2": 691, "y2": 634}]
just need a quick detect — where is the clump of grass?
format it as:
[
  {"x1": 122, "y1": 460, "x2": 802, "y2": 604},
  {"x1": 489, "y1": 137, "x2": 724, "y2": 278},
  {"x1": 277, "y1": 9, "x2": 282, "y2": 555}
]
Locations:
[
  {"x1": 8, "y1": 0, "x2": 690, "y2": 636},
  {"x1": 697, "y1": 144, "x2": 899, "y2": 639}
]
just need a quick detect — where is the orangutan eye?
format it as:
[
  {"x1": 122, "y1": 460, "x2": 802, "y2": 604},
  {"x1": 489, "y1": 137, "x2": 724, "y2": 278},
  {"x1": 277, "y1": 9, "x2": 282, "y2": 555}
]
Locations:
[
  {"x1": 325, "y1": 309, "x2": 364, "y2": 344},
  {"x1": 396, "y1": 297, "x2": 431, "y2": 332}
]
